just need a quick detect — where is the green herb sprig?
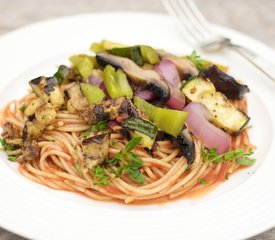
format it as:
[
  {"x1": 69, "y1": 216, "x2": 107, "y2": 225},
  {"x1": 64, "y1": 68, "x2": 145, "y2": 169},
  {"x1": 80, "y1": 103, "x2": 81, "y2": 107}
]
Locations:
[
  {"x1": 93, "y1": 166, "x2": 110, "y2": 186},
  {"x1": 187, "y1": 50, "x2": 206, "y2": 71},
  {"x1": 202, "y1": 146, "x2": 256, "y2": 166},
  {"x1": 108, "y1": 136, "x2": 145, "y2": 184},
  {"x1": 81, "y1": 120, "x2": 108, "y2": 137}
]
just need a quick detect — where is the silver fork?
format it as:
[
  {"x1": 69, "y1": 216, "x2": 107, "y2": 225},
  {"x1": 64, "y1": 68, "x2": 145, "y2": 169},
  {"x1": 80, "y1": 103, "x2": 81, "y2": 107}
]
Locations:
[{"x1": 162, "y1": 0, "x2": 275, "y2": 82}]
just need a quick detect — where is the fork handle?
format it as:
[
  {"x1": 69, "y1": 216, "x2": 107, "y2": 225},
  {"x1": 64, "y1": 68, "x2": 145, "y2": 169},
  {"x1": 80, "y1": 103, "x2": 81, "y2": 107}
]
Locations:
[{"x1": 228, "y1": 44, "x2": 275, "y2": 82}]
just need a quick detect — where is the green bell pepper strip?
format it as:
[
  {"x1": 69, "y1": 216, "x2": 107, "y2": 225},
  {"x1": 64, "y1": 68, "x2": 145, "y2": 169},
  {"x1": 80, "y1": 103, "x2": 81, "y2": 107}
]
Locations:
[
  {"x1": 80, "y1": 83, "x2": 105, "y2": 104},
  {"x1": 103, "y1": 65, "x2": 133, "y2": 99},
  {"x1": 134, "y1": 96, "x2": 188, "y2": 137},
  {"x1": 69, "y1": 55, "x2": 94, "y2": 81},
  {"x1": 140, "y1": 45, "x2": 160, "y2": 64}
]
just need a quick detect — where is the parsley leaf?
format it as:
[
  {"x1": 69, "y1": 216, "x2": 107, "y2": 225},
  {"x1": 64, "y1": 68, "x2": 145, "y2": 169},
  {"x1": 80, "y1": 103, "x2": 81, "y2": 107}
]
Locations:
[
  {"x1": 236, "y1": 157, "x2": 256, "y2": 166},
  {"x1": 107, "y1": 136, "x2": 145, "y2": 184},
  {"x1": 187, "y1": 50, "x2": 205, "y2": 71},
  {"x1": 93, "y1": 166, "x2": 110, "y2": 186},
  {"x1": 125, "y1": 136, "x2": 142, "y2": 153},
  {"x1": 202, "y1": 146, "x2": 256, "y2": 166},
  {"x1": 74, "y1": 160, "x2": 82, "y2": 175},
  {"x1": 81, "y1": 120, "x2": 108, "y2": 137},
  {"x1": 19, "y1": 106, "x2": 26, "y2": 113},
  {"x1": 8, "y1": 155, "x2": 17, "y2": 162},
  {"x1": 198, "y1": 179, "x2": 208, "y2": 185}
]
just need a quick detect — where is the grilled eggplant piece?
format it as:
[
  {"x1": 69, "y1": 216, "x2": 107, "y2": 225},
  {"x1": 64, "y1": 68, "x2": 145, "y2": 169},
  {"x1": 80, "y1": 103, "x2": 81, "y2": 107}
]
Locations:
[
  {"x1": 1, "y1": 122, "x2": 22, "y2": 146},
  {"x1": 182, "y1": 77, "x2": 250, "y2": 134},
  {"x1": 201, "y1": 65, "x2": 250, "y2": 100},
  {"x1": 23, "y1": 102, "x2": 57, "y2": 142},
  {"x1": 157, "y1": 50, "x2": 198, "y2": 79},
  {"x1": 81, "y1": 97, "x2": 139, "y2": 124},
  {"x1": 96, "y1": 52, "x2": 170, "y2": 101},
  {"x1": 22, "y1": 140, "x2": 40, "y2": 161},
  {"x1": 171, "y1": 126, "x2": 195, "y2": 164},
  {"x1": 82, "y1": 134, "x2": 110, "y2": 169},
  {"x1": 65, "y1": 82, "x2": 88, "y2": 113},
  {"x1": 29, "y1": 76, "x2": 64, "y2": 108}
]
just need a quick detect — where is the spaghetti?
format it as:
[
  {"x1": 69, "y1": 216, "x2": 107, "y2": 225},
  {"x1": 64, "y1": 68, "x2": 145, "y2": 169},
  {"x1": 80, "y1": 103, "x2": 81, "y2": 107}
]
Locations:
[{"x1": 0, "y1": 41, "x2": 255, "y2": 204}]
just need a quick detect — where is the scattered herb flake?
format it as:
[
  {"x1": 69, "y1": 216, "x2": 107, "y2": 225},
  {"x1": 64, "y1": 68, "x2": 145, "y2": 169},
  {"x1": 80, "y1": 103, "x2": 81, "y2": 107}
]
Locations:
[
  {"x1": 93, "y1": 166, "x2": 110, "y2": 186},
  {"x1": 75, "y1": 160, "x2": 82, "y2": 174},
  {"x1": 81, "y1": 120, "x2": 108, "y2": 137},
  {"x1": 198, "y1": 179, "x2": 208, "y2": 185},
  {"x1": 187, "y1": 50, "x2": 205, "y2": 71},
  {"x1": 19, "y1": 106, "x2": 26, "y2": 113},
  {"x1": 8, "y1": 155, "x2": 17, "y2": 162}
]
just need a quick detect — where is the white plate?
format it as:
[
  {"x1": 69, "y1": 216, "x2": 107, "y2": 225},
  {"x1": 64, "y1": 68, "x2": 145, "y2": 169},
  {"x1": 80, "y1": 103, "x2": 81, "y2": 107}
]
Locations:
[{"x1": 0, "y1": 12, "x2": 275, "y2": 240}]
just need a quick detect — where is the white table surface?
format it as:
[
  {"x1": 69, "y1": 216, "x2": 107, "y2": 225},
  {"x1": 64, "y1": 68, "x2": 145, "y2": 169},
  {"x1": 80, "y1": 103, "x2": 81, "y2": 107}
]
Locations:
[{"x1": 0, "y1": 0, "x2": 274, "y2": 239}]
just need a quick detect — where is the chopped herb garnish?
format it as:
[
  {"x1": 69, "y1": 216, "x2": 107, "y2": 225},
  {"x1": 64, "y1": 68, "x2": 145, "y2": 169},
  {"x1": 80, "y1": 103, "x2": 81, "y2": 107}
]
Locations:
[
  {"x1": 107, "y1": 136, "x2": 145, "y2": 184},
  {"x1": 0, "y1": 138, "x2": 17, "y2": 151},
  {"x1": 125, "y1": 136, "x2": 142, "y2": 153},
  {"x1": 19, "y1": 106, "x2": 26, "y2": 113},
  {"x1": 8, "y1": 155, "x2": 17, "y2": 162},
  {"x1": 198, "y1": 179, "x2": 208, "y2": 185},
  {"x1": 75, "y1": 160, "x2": 82, "y2": 175},
  {"x1": 93, "y1": 166, "x2": 110, "y2": 186},
  {"x1": 187, "y1": 50, "x2": 205, "y2": 71},
  {"x1": 202, "y1": 146, "x2": 255, "y2": 166},
  {"x1": 81, "y1": 120, "x2": 108, "y2": 137},
  {"x1": 0, "y1": 138, "x2": 7, "y2": 149},
  {"x1": 236, "y1": 157, "x2": 256, "y2": 166}
]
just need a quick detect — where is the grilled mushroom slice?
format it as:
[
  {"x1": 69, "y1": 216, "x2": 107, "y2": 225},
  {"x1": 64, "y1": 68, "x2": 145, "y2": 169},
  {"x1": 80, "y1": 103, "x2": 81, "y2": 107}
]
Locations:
[
  {"x1": 157, "y1": 50, "x2": 198, "y2": 79},
  {"x1": 96, "y1": 52, "x2": 170, "y2": 101},
  {"x1": 82, "y1": 134, "x2": 110, "y2": 169},
  {"x1": 171, "y1": 125, "x2": 195, "y2": 164}
]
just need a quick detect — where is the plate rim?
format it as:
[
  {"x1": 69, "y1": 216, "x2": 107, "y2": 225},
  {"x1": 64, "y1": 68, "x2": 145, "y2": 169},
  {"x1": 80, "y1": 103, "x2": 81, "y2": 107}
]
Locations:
[{"x1": 0, "y1": 11, "x2": 275, "y2": 240}]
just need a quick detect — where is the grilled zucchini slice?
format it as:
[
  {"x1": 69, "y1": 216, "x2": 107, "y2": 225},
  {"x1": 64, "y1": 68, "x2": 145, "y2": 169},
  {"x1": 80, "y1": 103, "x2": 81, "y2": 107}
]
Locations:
[{"x1": 182, "y1": 77, "x2": 250, "y2": 134}]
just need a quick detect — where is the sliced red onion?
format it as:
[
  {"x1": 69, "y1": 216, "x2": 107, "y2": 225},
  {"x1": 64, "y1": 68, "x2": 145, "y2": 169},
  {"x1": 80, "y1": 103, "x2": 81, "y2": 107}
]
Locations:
[
  {"x1": 88, "y1": 75, "x2": 103, "y2": 87},
  {"x1": 183, "y1": 102, "x2": 231, "y2": 154},
  {"x1": 108, "y1": 120, "x2": 119, "y2": 128},
  {"x1": 154, "y1": 59, "x2": 181, "y2": 88},
  {"x1": 135, "y1": 89, "x2": 157, "y2": 101},
  {"x1": 166, "y1": 88, "x2": 185, "y2": 110}
]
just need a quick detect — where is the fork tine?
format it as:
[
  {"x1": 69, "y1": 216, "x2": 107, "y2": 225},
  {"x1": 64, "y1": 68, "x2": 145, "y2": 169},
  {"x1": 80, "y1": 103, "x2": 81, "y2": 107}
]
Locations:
[
  {"x1": 162, "y1": 0, "x2": 202, "y2": 45},
  {"x1": 184, "y1": 0, "x2": 217, "y2": 36},
  {"x1": 177, "y1": 0, "x2": 213, "y2": 39}
]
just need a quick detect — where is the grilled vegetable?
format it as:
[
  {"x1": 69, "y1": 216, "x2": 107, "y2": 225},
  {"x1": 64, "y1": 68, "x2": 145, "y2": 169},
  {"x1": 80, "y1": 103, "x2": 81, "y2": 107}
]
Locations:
[
  {"x1": 157, "y1": 50, "x2": 198, "y2": 78},
  {"x1": 90, "y1": 40, "x2": 127, "y2": 53},
  {"x1": 121, "y1": 117, "x2": 158, "y2": 139},
  {"x1": 202, "y1": 65, "x2": 250, "y2": 100},
  {"x1": 183, "y1": 102, "x2": 231, "y2": 154},
  {"x1": 80, "y1": 83, "x2": 105, "y2": 104},
  {"x1": 107, "y1": 45, "x2": 159, "y2": 65},
  {"x1": 23, "y1": 102, "x2": 57, "y2": 142},
  {"x1": 82, "y1": 134, "x2": 110, "y2": 169},
  {"x1": 54, "y1": 65, "x2": 77, "y2": 85},
  {"x1": 131, "y1": 131, "x2": 155, "y2": 149},
  {"x1": 103, "y1": 65, "x2": 133, "y2": 99},
  {"x1": 96, "y1": 52, "x2": 170, "y2": 101},
  {"x1": 29, "y1": 76, "x2": 64, "y2": 108},
  {"x1": 134, "y1": 97, "x2": 188, "y2": 137},
  {"x1": 24, "y1": 98, "x2": 42, "y2": 117},
  {"x1": 81, "y1": 97, "x2": 139, "y2": 125},
  {"x1": 66, "y1": 82, "x2": 88, "y2": 113},
  {"x1": 69, "y1": 55, "x2": 94, "y2": 80},
  {"x1": 107, "y1": 46, "x2": 143, "y2": 66},
  {"x1": 182, "y1": 77, "x2": 250, "y2": 133},
  {"x1": 171, "y1": 126, "x2": 195, "y2": 164}
]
